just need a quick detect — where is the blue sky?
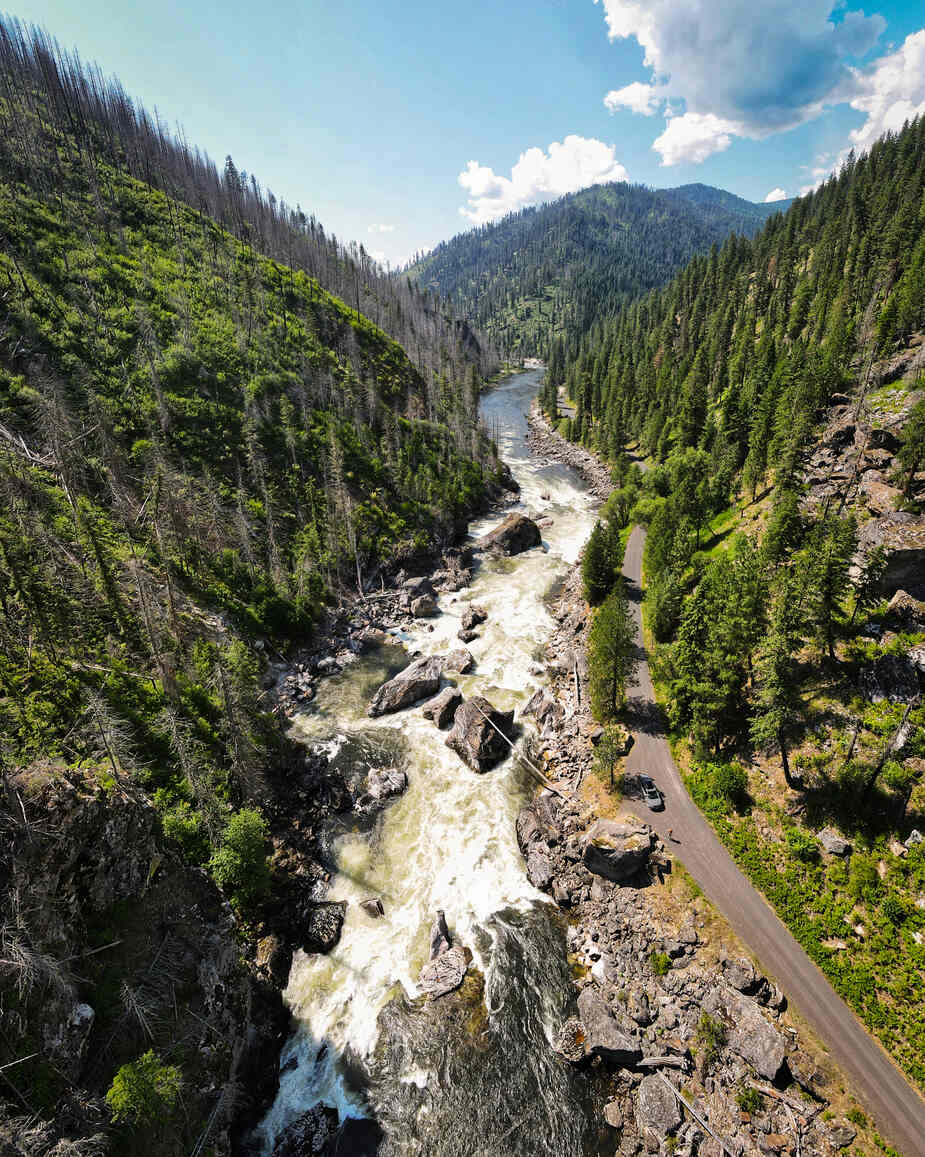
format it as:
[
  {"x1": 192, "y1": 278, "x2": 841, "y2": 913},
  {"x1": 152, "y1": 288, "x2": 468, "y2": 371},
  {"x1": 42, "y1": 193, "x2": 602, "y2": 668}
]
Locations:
[{"x1": 12, "y1": 0, "x2": 925, "y2": 266}]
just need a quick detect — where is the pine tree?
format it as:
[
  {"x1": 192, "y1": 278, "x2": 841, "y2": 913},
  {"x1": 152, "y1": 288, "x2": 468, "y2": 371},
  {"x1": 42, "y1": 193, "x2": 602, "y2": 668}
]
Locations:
[{"x1": 588, "y1": 582, "x2": 636, "y2": 720}]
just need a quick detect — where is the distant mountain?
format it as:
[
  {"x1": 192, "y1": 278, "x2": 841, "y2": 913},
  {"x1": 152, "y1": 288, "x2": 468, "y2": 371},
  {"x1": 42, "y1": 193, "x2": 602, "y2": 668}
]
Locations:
[{"x1": 406, "y1": 182, "x2": 787, "y2": 358}]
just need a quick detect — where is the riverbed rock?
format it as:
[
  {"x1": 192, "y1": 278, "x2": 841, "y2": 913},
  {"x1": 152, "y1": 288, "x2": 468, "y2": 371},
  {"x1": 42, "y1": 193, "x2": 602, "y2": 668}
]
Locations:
[
  {"x1": 444, "y1": 695, "x2": 516, "y2": 772},
  {"x1": 457, "y1": 627, "x2": 479, "y2": 643},
  {"x1": 302, "y1": 901, "x2": 347, "y2": 954},
  {"x1": 525, "y1": 842, "x2": 553, "y2": 890},
  {"x1": 272, "y1": 1103, "x2": 340, "y2": 1156},
  {"x1": 368, "y1": 655, "x2": 444, "y2": 716},
  {"x1": 478, "y1": 513, "x2": 542, "y2": 556},
  {"x1": 583, "y1": 821, "x2": 654, "y2": 883},
  {"x1": 635, "y1": 1074, "x2": 683, "y2": 1141},
  {"x1": 604, "y1": 1101, "x2": 624, "y2": 1129},
  {"x1": 818, "y1": 827, "x2": 852, "y2": 856},
  {"x1": 576, "y1": 987, "x2": 643, "y2": 1065},
  {"x1": 461, "y1": 604, "x2": 488, "y2": 631},
  {"x1": 402, "y1": 575, "x2": 434, "y2": 599},
  {"x1": 430, "y1": 910, "x2": 452, "y2": 958},
  {"x1": 360, "y1": 898, "x2": 385, "y2": 919},
  {"x1": 366, "y1": 767, "x2": 408, "y2": 800},
  {"x1": 521, "y1": 687, "x2": 564, "y2": 730},
  {"x1": 411, "y1": 594, "x2": 439, "y2": 618},
  {"x1": 444, "y1": 647, "x2": 474, "y2": 674},
  {"x1": 553, "y1": 1017, "x2": 587, "y2": 1063},
  {"x1": 422, "y1": 686, "x2": 463, "y2": 728},
  {"x1": 703, "y1": 986, "x2": 786, "y2": 1080},
  {"x1": 418, "y1": 946, "x2": 468, "y2": 999}
]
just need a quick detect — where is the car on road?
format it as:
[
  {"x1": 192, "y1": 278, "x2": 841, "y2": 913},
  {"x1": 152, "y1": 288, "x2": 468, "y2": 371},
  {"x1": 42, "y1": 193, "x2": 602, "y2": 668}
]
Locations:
[{"x1": 638, "y1": 774, "x2": 664, "y2": 811}]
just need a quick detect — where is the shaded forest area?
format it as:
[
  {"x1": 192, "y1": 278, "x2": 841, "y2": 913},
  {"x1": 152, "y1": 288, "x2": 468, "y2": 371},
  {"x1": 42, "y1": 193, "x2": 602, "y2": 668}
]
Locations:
[{"x1": 408, "y1": 181, "x2": 786, "y2": 358}]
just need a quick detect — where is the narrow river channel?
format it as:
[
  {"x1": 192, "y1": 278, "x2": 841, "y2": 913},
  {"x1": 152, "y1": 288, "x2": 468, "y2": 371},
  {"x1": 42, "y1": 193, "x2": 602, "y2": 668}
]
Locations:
[{"x1": 257, "y1": 369, "x2": 604, "y2": 1155}]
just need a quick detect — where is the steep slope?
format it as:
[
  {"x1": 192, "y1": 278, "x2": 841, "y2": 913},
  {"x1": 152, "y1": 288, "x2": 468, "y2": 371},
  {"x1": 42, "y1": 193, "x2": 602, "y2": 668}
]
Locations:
[
  {"x1": 549, "y1": 116, "x2": 925, "y2": 1091},
  {"x1": 406, "y1": 181, "x2": 785, "y2": 358},
  {"x1": 0, "y1": 23, "x2": 507, "y2": 1155}
]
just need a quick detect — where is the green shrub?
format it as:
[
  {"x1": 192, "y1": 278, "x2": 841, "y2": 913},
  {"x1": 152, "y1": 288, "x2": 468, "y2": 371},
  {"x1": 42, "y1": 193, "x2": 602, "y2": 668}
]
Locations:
[
  {"x1": 650, "y1": 950, "x2": 671, "y2": 976},
  {"x1": 786, "y1": 827, "x2": 819, "y2": 862},
  {"x1": 209, "y1": 807, "x2": 271, "y2": 910},
  {"x1": 697, "y1": 1012, "x2": 727, "y2": 1066},
  {"x1": 736, "y1": 1086, "x2": 764, "y2": 1113},
  {"x1": 105, "y1": 1050, "x2": 181, "y2": 1126},
  {"x1": 847, "y1": 1107, "x2": 868, "y2": 1127},
  {"x1": 159, "y1": 800, "x2": 209, "y2": 865}
]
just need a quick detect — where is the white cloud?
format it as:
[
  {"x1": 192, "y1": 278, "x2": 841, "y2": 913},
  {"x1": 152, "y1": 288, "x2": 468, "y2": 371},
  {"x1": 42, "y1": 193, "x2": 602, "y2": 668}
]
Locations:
[
  {"x1": 845, "y1": 29, "x2": 925, "y2": 153},
  {"x1": 764, "y1": 187, "x2": 788, "y2": 202},
  {"x1": 367, "y1": 223, "x2": 395, "y2": 234},
  {"x1": 653, "y1": 112, "x2": 739, "y2": 165},
  {"x1": 604, "y1": 81, "x2": 663, "y2": 116},
  {"x1": 595, "y1": 0, "x2": 887, "y2": 164},
  {"x1": 458, "y1": 135, "x2": 629, "y2": 224}
]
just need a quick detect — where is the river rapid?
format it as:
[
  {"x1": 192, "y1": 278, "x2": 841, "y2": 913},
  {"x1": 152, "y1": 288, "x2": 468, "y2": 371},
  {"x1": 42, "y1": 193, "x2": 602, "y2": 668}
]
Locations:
[{"x1": 257, "y1": 369, "x2": 604, "y2": 1155}]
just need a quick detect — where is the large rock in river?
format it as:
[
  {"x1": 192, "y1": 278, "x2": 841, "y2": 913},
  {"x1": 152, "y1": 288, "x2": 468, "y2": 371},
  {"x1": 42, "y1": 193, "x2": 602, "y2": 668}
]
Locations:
[
  {"x1": 478, "y1": 513, "x2": 542, "y2": 556},
  {"x1": 417, "y1": 946, "x2": 469, "y2": 999},
  {"x1": 583, "y1": 820, "x2": 654, "y2": 882},
  {"x1": 422, "y1": 686, "x2": 462, "y2": 728},
  {"x1": 302, "y1": 901, "x2": 347, "y2": 954},
  {"x1": 368, "y1": 655, "x2": 443, "y2": 717},
  {"x1": 576, "y1": 986, "x2": 642, "y2": 1065},
  {"x1": 444, "y1": 695, "x2": 515, "y2": 772},
  {"x1": 272, "y1": 1103, "x2": 339, "y2": 1156}
]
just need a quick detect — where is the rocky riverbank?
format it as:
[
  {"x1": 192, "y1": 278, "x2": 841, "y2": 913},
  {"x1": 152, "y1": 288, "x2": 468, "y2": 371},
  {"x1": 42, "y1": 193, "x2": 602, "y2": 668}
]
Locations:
[
  {"x1": 527, "y1": 404, "x2": 615, "y2": 502},
  {"x1": 512, "y1": 433, "x2": 872, "y2": 1157}
]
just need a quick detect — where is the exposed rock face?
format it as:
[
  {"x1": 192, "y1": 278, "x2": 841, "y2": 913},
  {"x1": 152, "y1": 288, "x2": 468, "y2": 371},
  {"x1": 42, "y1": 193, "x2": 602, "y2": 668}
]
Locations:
[
  {"x1": 444, "y1": 695, "x2": 516, "y2": 772},
  {"x1": 444, "y1": 647, "x2": 474, "y2": 674},
  {"x1": 303, "y1": 901, "x2": 347, "y2": 954},
  {"x1": 583, "y1": 820, "x2": 654, "y2": 882},
  {"x1": 818, "y1": 827, "x2": 852, "y2": 856},
  {"x1": 422, "y1": 686, "x2": 463, "y2": 728},
  {"x1": 478, "y1": 512, "x2": 542, "y2": 555},
  {"x1": 859, "y1": 653, "x2": 921, "y2": 704},
  {"x1": 366, "y1": 767, "x2": 408, "y2": 800},
  {"x1": 857, "y1": 515, "x2": 925, "y2": 596},
  {"x1": 635, "y1": 1074, "x2": 683, "y2": 1140},
  {"x1": 522, "y1": 687, "x2": 564, "y2": 731},
  {"x1": 887, "y1": 589, "x2": 925, "y2": 624},
  {"x1": 576, "y1": 986, "x2": 643, "y2": 1064},
  {"x1": 273, "y1": 1104, "x2": 340, "y2": 1156},
  {"x1": 410, "y1": 594, "x2": 439, "y2": 618},
  {"x1": 703, "y1": 985, "x2": 787, "y2": 1080},
  {"x1": 721, "y1": 956, "x2": 757, "y2": 993},
  {"x1": 368, "y1": 655, "x2": 444, "y2": 716},
  {"x1": 525, "y1": 843, "x2": 553, "y2": 889},
  {"x1": 256, "y1": 934, "x2": 294, "y2": 988}
]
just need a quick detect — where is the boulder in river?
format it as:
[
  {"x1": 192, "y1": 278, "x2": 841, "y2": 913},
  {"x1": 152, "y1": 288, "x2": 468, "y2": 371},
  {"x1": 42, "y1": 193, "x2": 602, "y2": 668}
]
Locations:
[
  {"x1": 368, "y1": 655, "x2": 443, "y2": 717},
  {"x1": 478, "y1": 513, "x2": 542, "y2": 556},
  {"x1": 302, "y1": 901, "x2": 347, "y2": 954},
  {"x1": 583, "y1": 820, "x2": 654, "y2": 883},
  {"x1": 272, "y1": 1103, "x2": 339, "y2": 1156},
  {"x1": 411, "y1": 594, "x2": 439, "y2": 618},
  {"x1": 422, "y1": 686, "x2": 462, "y2": 729},
  {"x1": 460, "y1": 605, "x2": 488, "y2": 631},
  {"x1": 457, "y1": 627, "x2": 479, "y2": 643},
  {"x1": 360, "y1": 898, "x2": 385, "y2": 919},
  {"x1": 417, "y1": 946, "x2": 469, "y2": 999},
  {"x1": 576, "y1": 986, "x2": 642, "y2": 1065},
  {"x1": 444, "y1": 647, "x2": 474, "y2": 674},
  {"x1": 553, "y1": 1017, "x2": 587, "y2": 1064},
  {"x1": 444, "y1": 695, "x2": 516, "y2": 772},
  {"x1": 366, "y1": 767, "x2": 407, "y2": 801},
  {"x1": 429, "y1": 910, "x2": 452, "y2": 958}
]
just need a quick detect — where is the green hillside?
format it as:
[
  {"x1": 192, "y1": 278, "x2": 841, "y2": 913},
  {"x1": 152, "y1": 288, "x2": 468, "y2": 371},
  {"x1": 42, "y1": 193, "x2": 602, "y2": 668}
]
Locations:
[{"x1": 406, "y1": 181, "x2": 785, "y2": 358}]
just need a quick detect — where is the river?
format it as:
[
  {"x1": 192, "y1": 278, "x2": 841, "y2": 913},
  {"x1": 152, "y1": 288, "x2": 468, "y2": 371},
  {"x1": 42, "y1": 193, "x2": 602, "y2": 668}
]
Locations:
[{"x1": 256, "y1": 368, "x2": 605, "y2": 1155}]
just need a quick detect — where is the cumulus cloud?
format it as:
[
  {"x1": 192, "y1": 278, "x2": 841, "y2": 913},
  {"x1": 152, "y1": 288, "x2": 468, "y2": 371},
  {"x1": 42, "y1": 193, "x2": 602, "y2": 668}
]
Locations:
[
  {"x1": 653, "y1": 113, "x2": 738, "y2": 166},
  {"x1": 458, "y1": 135, "x2": 629, "y2": 224},
  {"x1": 604, "y1": 81, "x2": 663, "y2": 115},
  {"x1": 595, "y1": 0, "x2": 887, "y2": 164},
  {"x1": 367, "y1": 223, "x2": 395, "y2": 234},
  {"x1": 764, "y1": 187, "x2": 788, "y2": 202},
  {"x1": 845, "y1": 28, "x2": 925, "y2": 153}
]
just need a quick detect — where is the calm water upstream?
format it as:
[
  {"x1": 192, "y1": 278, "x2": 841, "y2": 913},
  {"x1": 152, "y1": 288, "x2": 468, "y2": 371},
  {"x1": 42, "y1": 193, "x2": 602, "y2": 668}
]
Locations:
[{"x1": 257, "y1": 369, "x2": 605, "y2": 1155}]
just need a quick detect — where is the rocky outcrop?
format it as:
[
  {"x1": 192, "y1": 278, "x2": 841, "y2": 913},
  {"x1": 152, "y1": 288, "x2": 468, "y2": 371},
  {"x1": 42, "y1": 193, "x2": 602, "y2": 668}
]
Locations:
[
  {"x1": 576, "y1": 987, "x2": 643, "y2": 1064},
  {"x1": 444, "y1": 695, "x2": 516, "y2": 772},
  {"x1": 857, "y1": 515, "x2": 925, "y2": 597},
  {"x1": 418, "y1": 912, "x2": 468, "y2": 998},
  {"x1": 478, "y1": 513, "x2": 542, "y2": 555},
  {"x1": 368, "y1": 655, "x2": 444, "y2": 716},
  {"x1": 703, "y1": 984, "x2": 787, "y2": 1080},
  {"x1": 859, "y1": 653, "x2": 921, "y2": 704},
  {"x1": 366, "y1": 767, "x2": 408, "y2": 800},
  {"x1": 422, "y1": 686, "x2": 463, "y2": 728},
  {"x1": 410, "y1": 594, "x2": 439, "y2": 618},
  {"x1": 583, "y1": 820, "x2": 654, "y2": 882}
]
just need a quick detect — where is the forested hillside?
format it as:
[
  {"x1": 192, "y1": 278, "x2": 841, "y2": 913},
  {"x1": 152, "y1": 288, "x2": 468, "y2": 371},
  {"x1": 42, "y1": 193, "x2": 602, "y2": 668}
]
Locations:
[
  {"x1": 407, "y1": 181, "x2": 785, "y2": 358},
  {"x1": 558, "y1": 117, "x2": 925, "y2": 1087},
  {"x1": 0, "y1": 23, "x2": 504, "y2": 1153}
]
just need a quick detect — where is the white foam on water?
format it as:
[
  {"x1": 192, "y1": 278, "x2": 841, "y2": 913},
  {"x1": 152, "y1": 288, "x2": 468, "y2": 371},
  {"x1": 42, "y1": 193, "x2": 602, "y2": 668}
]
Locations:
[{"x1": 256, "y1": 371, "x2": 599, "y2": 1151}]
